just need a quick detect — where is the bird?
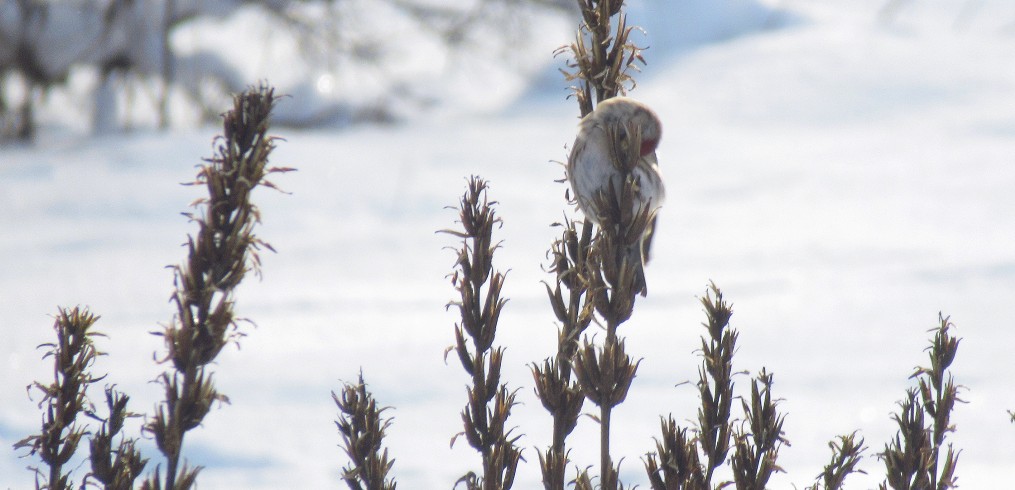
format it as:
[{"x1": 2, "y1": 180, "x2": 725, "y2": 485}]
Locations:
[{"x1": 567, "y1": 96, "x2": 664, "y2": 295}]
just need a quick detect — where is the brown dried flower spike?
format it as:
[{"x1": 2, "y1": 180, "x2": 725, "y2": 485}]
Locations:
[
  {"x1": 144, "y1": 83, "x2": 291, "y2": 490},
  {"x1": 442, "y1": 176, "x2": 522, "y2": 490},
  {"x1": 15, "y1": 307, "x2": 103, "y2": 490}
]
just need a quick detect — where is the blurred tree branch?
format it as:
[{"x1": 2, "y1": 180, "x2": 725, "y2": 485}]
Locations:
[{"x1": 1, "y1": 0, "x2": 569, "y2": 141}]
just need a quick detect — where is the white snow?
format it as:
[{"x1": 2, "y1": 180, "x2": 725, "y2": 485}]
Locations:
[{"x1": 4, "y1": 0, "x2": 1015, "y2": 488}]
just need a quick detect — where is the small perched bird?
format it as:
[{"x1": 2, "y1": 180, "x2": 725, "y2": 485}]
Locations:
[{"x1": 567, "y1": 96, "x2": 664, "y2": 295}]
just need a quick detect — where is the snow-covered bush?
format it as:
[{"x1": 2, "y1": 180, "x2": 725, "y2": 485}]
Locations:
[{"x1": 0, "y1": 0, "x2": 574, "y2": 140}]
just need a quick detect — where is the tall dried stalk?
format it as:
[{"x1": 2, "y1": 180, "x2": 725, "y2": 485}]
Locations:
[
  {"x1": 806, "y1": 432, "x2": 866, "y2": 490},
  {"x1": 15, "y1": 307, "x2": 104, "y2": 490},
  {"x1": 532, "y1": 218, "x2": 594, "y2": 489},
  {"x1": 143, "y1": 84, "x2": 290, "y2": 490},
  {"x1": 443, "y1": 176, "x2": 522, "y2": 490},
  {"x1": 644, "y1": 283, "x2": 787, "y2": 490},
  {"x1": 334, "y1": 373, "x2": 397, "y2": 490},
  {"x1": 644, "y1": 284, "x2": 737, "y2": 490},
  {"x1": 87, "y1": 386, "x2": 147, "y2": 490},
  {"x1": 534, "y1": 0, "x2": 646, "y2": 488},
  {"x1": 730, "y1": 369, "x2": 787, "y2": 489},
  {"x1": 879, "y1": 315, "x2": 963, "y2": 490},
  {"x1": 556, "y1": 0, "x2": 644, "y2": 114}
]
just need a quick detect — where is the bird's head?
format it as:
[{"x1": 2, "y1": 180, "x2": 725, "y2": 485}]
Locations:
[{"x1": 595, "y1": 96, "x2": 662, "y2": 158}]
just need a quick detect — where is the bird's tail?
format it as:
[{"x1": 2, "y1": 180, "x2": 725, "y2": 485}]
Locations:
[
  {"x1": 630, "y1": 248, "x2": 647, "y2": 296},
  {"x1": 630, "y1": 215, "x2": 657, "y2": 297}
]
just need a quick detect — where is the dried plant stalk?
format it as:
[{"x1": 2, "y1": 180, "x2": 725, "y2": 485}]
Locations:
[
  {"x1": 644, "y1": 283, "x2": 789, "y2": 490},
  {"x1": 538, "y1": 0, "x2": 647, "y2": 487},
  {"x1": 14, "y1": 307, "x2": 103, "y2": 490},
  {"x1": 533, "y1": 218, "x2": 594, "y2": 489},
  {"x1": 334, "y1": 373, "x2": 397, "y2": 490},
  {"x1": 730, "y1": 369, "x2": 788, "y2": 489},
  {"x1": 644, "y1": 283, "x2": 735, "y2": 489},
  {"x1": 87, "y1": 386, "x2": 148, "y2": 490},
  {"x1": 557, "y1": 0, "x2": 645, "y2": 115},
  {"x1": 442, "y1": 176, "x2": 522, "y2": 490},
  {"x1": 806, "y1": 432, "x2": 867, "y2": 490},
  {"x1": 693, "y1": 283, "x2": 737, "y2": 487},
  {"x1": 645, "y1": 415, "x2": 705, "y2": 489},
  {"x1": 879, "y1": 315, "x2": 963, "y2": 490},
  {"x1": 143, "y1": 83, "x2": 291, "y2": 490}
]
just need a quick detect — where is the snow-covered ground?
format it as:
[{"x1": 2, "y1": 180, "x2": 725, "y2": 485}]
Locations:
[{"x1": 4, "y1": 0, "x2": 1015, "y2": 487}]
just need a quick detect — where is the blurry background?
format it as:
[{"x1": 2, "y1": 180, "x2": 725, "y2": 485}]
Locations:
[
  {"x1": 0, "y1": 0, "x2": 578, "y2": 138},
  {"x1": 3, "y1": 0, "x2": 1015, "y2": 488}
]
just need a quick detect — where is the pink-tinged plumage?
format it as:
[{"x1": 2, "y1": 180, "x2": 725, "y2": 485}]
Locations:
[{"x1": 639, "y1": 138, "x2": 658, "y2": 157}]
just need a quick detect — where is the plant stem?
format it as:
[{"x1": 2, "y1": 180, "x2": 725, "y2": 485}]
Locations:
[
  {"x1": 601, "y1": 402, "x2": 612, "y2": 489},
  {"x1": 601, "y1": 320, "x2": 619, "y2": 490}
]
